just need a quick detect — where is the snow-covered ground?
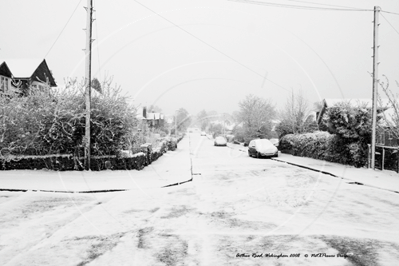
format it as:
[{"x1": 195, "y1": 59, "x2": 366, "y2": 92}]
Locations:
[{"x1": 1, "y1": 133, "x2": 398, "y2": 265}]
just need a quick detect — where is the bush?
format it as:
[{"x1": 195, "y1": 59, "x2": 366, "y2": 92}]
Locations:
[
  {"x1": 280, "y1": 131, "x2": 368, "y2": 168},
  {"x1": 280, "y1": 131, "x2": 331, "y2": 159},
  {"x1": 0, "y1": 80, "x2": 138, "y2": 159}
]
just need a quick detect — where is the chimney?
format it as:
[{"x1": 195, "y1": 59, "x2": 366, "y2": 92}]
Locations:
[{"x1": 143, "y1": 107, "x2": 147, "y2": 118}]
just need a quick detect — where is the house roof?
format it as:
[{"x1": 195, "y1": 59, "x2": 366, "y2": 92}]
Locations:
[
  {"x1": 323, "y1": 98, "x2": 391, "y2": 109},
  {"x1": 379, "y1": 104, "x2": 397, "y2": 127},
  {"x1": 0, "y1": 62, "x2": 12, "y2": 78},
  {"x1": 1, "y1": 59, "x2": 56, "y2": 87},
  {"x1": 146, "y1": 113, "x2": 164, "y2": 120},
  {"x1": 318, "y1": 98, "x2": 394, "y2": 125}
]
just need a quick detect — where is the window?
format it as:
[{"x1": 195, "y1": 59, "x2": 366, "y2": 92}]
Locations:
[
  {"x1": 388, "y1": 131, "x2": 393, "y2": 140},
  {"x1": 31, "y1": 81, "x2": 48, "y2": 92},
  {"x1": 0, "y1": 75, "x2": 9, "y2": 93},
  {"x1": 376, "y1": 131, "x2": 384, "y2": 145}
]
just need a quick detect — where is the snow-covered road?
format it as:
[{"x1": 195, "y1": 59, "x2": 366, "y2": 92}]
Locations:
[{"x1": 1, "y1": 133, "x2": 399, "y2": 265}]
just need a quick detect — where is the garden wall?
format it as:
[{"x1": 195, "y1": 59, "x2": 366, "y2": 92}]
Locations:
[{"x1": 0, "y1": 135, "x2": 184, "y2": 171}]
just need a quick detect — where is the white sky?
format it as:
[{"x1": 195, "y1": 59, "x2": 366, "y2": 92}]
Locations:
[{"x1": 1, "y1": 0, "x2": 399, "y2": 116}]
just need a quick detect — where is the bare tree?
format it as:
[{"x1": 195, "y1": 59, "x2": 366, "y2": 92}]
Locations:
[
  {"x1": 276, "y1": 90, "x2": 316, "y2": 137},
  {"x1": 196, "y1": 110, "x2": 210, "y2": 131},
  {"x1": 237, "y1": 94, "x2": 276, "y2": 141},
  {"x1": 377, "y1": 75, "x2": 399, "y2": 142},
  {"x1": 175, "y1": 108, "x2": 191, "y2": 132}
]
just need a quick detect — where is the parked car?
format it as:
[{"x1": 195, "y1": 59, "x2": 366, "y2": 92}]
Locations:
[
  {"x1": 248, "y1": 139, "x2": 278, "y2": 158},
  {"x1": 214, "y1": 136, "x2": 227, "y2": 146},
  {"x1": 201, "y1": 131, "x2": 207, "y2": 136},
  {"x1": 269, "y1": 138, "x2": 279, "y2": 149}
]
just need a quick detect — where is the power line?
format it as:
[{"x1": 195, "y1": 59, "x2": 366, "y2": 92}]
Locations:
[
  {"x1": 381, "y1": 10, "x2": 399, "y2": 16},
  {"x1": 133, "y1": 0, "x2": 290, "y2": 92},
  {"x1": 228, "y1": 0, "x2": 372, "y2": 12},
  {"x1": 44, "y1": 0, "x2": 83, "y2": 58},
  {"x1": 287, "y1": 0, "x2": 370, "y2": 11},
  {"x1": 381, "y1": 13, "x2": 399, "y2": 37}
]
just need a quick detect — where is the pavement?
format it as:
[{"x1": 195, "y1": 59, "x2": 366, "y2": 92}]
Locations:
[{"x1": 230, "y1": 143, "x2": 399, "y2": 193}]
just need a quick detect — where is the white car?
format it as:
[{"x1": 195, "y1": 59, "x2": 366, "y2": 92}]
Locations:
[
  {"x1": 201, "y1": 131, "x2": 207, "y2": 136},
  {"x1": 214, "y1": 136, "x2": 227, "y2": 146},
  {"x1": 248, "y1": 139, "x2": 278, "y2": 158}
]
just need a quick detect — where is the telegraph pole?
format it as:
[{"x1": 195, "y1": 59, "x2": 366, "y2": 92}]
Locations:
[
  {"x1": 371, "y1": 6, "x2": 380, "y2": 170},
  {"x1": 84, "y1": 0, "x2": 93, "y2": 170}
]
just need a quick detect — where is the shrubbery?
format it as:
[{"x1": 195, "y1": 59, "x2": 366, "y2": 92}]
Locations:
[
  {"x1": 280, "y1": 101, "x2": 376, "y2": 168},
  {"x1": 0, "y1": 79, "x2": 185, "y2": 171},
  {"x1": 280, "y1": 132, "x2": 365, "y2": 167},
  {"x1": 0, "y1": 80, "x2": 138, "y2": 159}
]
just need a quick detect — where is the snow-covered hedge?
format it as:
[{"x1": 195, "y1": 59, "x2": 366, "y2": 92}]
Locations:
[
  {"x1": 280, "y1": 101, "x2": 375, "y2": 168},
  {"x1": 280, "y1": 131, "x2": 368, "y2": 168},
  {"x1": 279, "y1": 131, "x2": 331, "y2": 159}
]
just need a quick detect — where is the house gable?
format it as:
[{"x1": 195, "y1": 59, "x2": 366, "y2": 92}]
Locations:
[
  {"x1": 31, "y1": 60, "x2": 56, "y2": 87},
  {"x1": 0, "y1": 59, "x2": 57, "y2": 96},
  {"x1": 0, "y1": 62, "x2": 12, "y2": 78},
  {"x1": 2, "y1": 59, "x2": 57, "y2": 87}
]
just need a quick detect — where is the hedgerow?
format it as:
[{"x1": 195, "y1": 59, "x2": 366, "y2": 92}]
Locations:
[{"x1": 280, "y1": 101, "x2": 376, "y2": 168}]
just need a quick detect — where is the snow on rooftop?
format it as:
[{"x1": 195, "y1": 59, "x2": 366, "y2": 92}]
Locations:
[{"x1": 324, "y1": 98, "x2": 391, "y2": 108}]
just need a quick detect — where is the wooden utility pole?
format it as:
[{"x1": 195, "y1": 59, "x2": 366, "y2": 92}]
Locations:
[
  {"x1": 371, "y1": 6, "x2": 380, "y2": 170},
  {"x1": 84, "y1": 0, "x2": 93, "y2": 170}
]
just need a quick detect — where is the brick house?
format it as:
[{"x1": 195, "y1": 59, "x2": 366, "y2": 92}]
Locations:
[{"x1": 0, "y1": 59, "x2": 56, "y2": 96}]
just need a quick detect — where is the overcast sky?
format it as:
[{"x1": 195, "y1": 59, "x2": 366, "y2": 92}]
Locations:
[{"x1": 1, "y1": 0, "x2": 399, "y2": 116}]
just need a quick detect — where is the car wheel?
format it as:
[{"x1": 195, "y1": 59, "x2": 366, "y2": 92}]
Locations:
[
  {"x1": 248, "y1": 151, "x2": 251, "y2": 157},
  {"x1": 256, "y1": 152, "x2": 260, "y2": 158}
]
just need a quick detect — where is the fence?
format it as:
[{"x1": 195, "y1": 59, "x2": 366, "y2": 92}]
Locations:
[{"x1": 368, "y1": 144, "x2": 399, "y2": 172}]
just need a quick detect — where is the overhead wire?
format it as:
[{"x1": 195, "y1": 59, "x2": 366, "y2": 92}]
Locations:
[
  {"x1": 381, "y1": 10, "x2": 399, "y2": 16},
  {"x1": 227, "y1": 0, "x2": 372, "y2": 12},
  {"x1": 133, "y1": 0, "x2": 290, "y2": 92},
  {"x1": 381, "y1": 13, "x2": 399, "y2": 37},
  {"x1": 44, "y1": 0, "x2": 83, "y2": 58},
  {"x1": 287, "y1": 0, "x2": 369, "y2": 10}
]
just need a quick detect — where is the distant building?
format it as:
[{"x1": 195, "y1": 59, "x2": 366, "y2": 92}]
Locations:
[
  {"x1": 136, "y1": 107, "x2": 165, "y2": 129},
  {"x1": 0, "y1": 59, "x2": 56, "y2": 96},
  {"x1": 146, "y1": 112, "x2": 165, "y2": 128}
]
